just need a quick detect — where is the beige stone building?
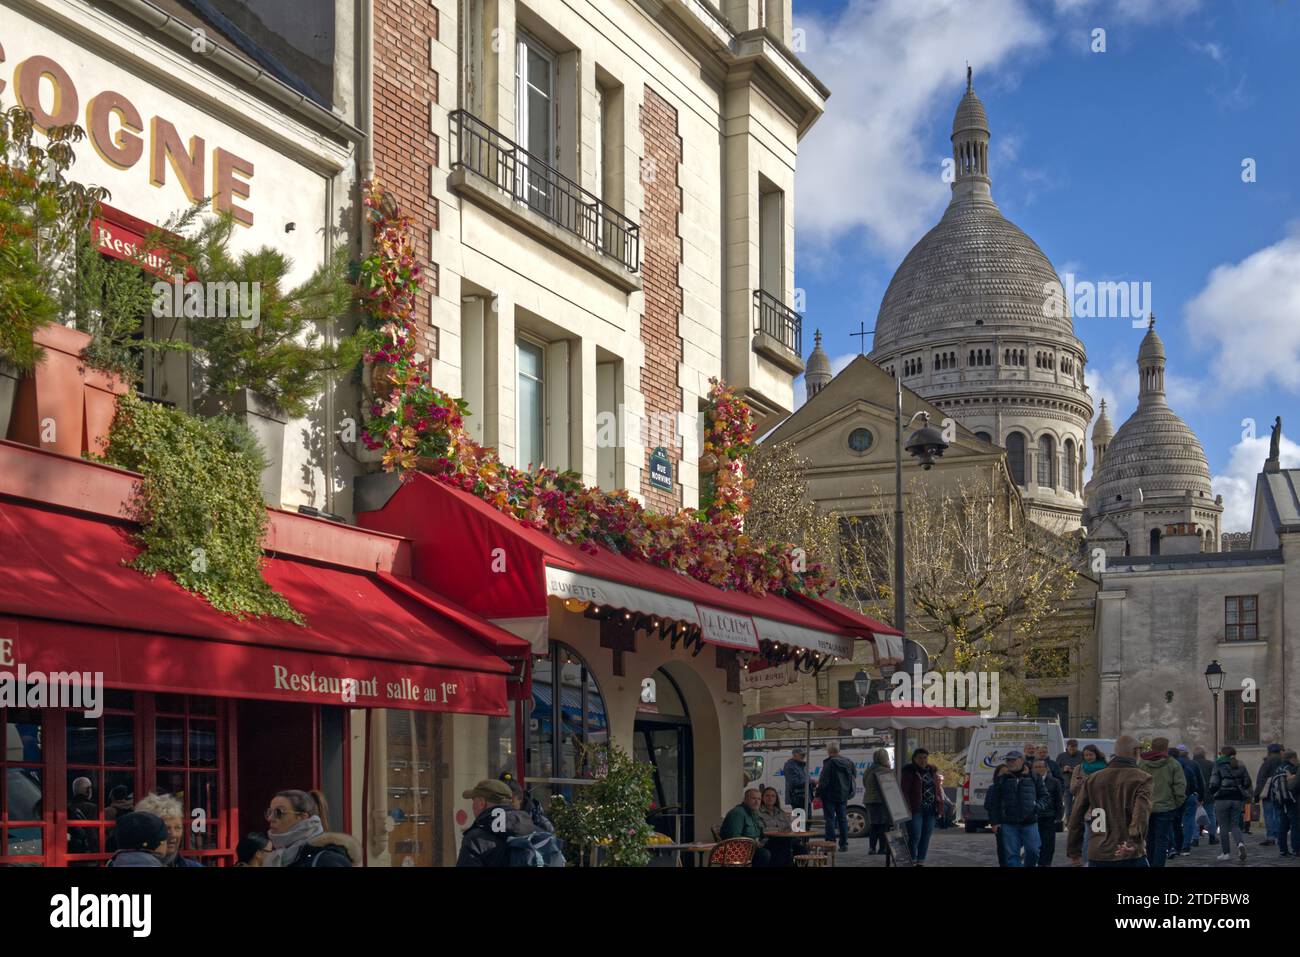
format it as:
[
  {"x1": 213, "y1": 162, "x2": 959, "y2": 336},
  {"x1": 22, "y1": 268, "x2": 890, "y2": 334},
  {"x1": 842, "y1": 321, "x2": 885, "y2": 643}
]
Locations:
[
  {"x1": 1095, "y1": 432, "x2": 1299, "y2": 780},
  {"x1": 748, "y1": 352, "x2": 1101, "y2": 737}
]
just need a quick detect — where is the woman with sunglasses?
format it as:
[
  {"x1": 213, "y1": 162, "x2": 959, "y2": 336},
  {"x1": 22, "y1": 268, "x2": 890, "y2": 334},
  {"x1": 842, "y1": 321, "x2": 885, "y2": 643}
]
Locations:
[{"x1": 262, "y1": 789, "x2": 360, "y2": 867}]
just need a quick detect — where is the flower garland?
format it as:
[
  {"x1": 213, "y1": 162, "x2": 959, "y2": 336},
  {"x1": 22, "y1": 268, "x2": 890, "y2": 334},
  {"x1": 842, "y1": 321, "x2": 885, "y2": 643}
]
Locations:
[{"x1": 358, "y1": 182, "x2": 829, "y2": 597}]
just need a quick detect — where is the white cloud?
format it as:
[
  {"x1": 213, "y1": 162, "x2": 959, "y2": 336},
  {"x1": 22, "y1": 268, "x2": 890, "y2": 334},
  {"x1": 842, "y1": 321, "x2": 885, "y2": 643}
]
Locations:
[
  {"x1": 1184, "y1": 233, "x2": 1300, "y2": 395},
  {"x1": 1190, "y1": 40, "x2": 1224, "y2": 62},
  {"x1": 794, "y1": 0, "x2": 1050, "y2": 257},
  {"x1": 1212, "y1": 433, "x2": 1300, "y2": 532}
]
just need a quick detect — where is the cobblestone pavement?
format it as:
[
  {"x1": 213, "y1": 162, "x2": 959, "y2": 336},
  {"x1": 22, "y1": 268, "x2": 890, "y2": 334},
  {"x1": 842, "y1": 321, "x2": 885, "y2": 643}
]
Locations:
[{"x1": 834, "y1": 827, "x2": 1300, "y2": 868}]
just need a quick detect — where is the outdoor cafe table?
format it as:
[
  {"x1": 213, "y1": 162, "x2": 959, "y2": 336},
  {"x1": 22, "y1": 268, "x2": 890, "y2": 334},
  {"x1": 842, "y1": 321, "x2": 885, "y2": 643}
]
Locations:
[{"x1": 645, "y1": 842, "x2": 716, "y2": 867}]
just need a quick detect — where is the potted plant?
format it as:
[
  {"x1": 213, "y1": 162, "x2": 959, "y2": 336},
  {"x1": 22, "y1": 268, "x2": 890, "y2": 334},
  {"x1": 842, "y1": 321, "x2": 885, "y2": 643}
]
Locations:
[
  {"x1": 549, "y1": 743, "x2": 656, "y2": 866},
  {"x1": 0, "y1": 105, "x2": 107, "y2": 445},
  {"x1": 157, "y1": 211, "x2": 368, "y2": 506}
]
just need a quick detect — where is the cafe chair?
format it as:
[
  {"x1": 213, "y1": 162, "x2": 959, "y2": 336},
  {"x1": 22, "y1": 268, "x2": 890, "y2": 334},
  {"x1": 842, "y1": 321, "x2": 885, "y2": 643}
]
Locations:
[
  {"x1": 793, "y1": 853, "x2": 829, "y2": 867},
  {"x1": 706, "y1": 837, "x2": 757, "y2": 867},
  {"x1": 808, "y1": 839, "x2": 838, "y2": 867}
]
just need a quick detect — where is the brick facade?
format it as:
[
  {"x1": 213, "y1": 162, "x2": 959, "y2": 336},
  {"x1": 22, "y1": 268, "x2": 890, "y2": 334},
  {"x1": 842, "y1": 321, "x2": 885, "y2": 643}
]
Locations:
[
  {"x1": 638, "y1": 88, "x2": 685, "y2": 513},
  {"x1": 372, "y1": 0, "x2": 440, "y2": 360}
]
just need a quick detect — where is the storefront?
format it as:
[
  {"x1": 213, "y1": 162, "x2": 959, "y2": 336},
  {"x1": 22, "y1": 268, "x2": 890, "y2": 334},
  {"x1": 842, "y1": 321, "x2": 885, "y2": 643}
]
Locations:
[
  {"x1": 0, "y1": 440, "x2": 529, "y2": 866},
  {"x1": 357, "y1": 472, "x2": 902, "y2": 846}
]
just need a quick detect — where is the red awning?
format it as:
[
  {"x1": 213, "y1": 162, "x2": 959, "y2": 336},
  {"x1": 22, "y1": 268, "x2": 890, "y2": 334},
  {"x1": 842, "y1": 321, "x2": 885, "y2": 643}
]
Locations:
[
  {"x1": 358, "y1": 473, "x2": 894, "y2": 661},
  {"x1": 0, "y1": 497, "x2": 524, "y2": 714}
]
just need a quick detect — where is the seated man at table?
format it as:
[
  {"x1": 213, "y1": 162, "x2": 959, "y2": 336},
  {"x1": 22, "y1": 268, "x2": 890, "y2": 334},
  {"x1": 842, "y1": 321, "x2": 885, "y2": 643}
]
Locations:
[{"x1": 720, "y1": 788, "x2": 772, "y2": 866}]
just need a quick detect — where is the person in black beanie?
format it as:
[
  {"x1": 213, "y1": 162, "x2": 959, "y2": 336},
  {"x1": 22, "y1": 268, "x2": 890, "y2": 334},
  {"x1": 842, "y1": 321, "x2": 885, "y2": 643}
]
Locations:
[
  {"x1": 106, "y1": 812, "x2": 168, "y2": 867},
  {"x1": 235, "y1": 833, "x2": 272, "y2": 866}
]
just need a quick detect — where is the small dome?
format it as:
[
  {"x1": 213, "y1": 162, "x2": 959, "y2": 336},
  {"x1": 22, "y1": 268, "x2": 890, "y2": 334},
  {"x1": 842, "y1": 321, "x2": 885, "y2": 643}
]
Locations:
[
  {"x1": 804, "y1": 330, "x2": 832, "y2": 401},
  {"x1": 1138, "y1": 315, "x2": 1165, "y2": 361},
  {"x1": 952, "y1": 66, "x2": 989, "y2": 135},
  {"x1": 1093, "y1": 399, "x2": 1114, "y2": 442}
]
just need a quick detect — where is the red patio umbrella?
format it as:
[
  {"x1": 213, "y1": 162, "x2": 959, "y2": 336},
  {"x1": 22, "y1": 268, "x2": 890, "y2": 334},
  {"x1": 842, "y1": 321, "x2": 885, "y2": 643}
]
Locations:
[
  {"x1": 745, "y1": 703, "x2": 843, "y2": 823},
  {"x1": 835, "y1": 701, "x2": 988, "y2": 731}
]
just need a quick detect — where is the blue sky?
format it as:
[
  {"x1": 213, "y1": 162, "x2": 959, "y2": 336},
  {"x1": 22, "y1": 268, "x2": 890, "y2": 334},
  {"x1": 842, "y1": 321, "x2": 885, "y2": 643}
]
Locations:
[{"x1": 790, "y1": 0, "x2": 1300, "y2": 530}]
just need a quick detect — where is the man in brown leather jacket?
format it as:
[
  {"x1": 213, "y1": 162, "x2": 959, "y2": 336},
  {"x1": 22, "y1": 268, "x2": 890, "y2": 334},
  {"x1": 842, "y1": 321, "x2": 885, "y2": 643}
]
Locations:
[{"x1": 1066, "y1": 735, "x2": 1153, "y2": 867}]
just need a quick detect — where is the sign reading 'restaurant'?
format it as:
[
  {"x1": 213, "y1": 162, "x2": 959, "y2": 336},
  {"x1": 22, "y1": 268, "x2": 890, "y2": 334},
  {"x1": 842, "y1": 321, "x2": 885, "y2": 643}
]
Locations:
[{"x1": 0, "y1": 45, "x2": 255, "y2": 226}]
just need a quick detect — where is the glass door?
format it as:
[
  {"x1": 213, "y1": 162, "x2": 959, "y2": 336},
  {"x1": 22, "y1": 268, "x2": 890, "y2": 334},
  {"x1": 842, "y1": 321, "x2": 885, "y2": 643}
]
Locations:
[{"x1": 515, "y1": 33, "x2": 555, "y2": 215}]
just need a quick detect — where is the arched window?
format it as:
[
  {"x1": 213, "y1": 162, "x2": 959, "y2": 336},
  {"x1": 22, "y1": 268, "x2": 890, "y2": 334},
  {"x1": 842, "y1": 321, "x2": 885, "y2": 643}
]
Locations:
[
  {"x1": 1020, "y1": 350, "x2": 1026, "y2": 365},
  {"x1": 1037, "y1": 434, "x2": 1056, "y2": 488},
  {"x1": 1149, "y1": 528, "x2": 1161, "y2": 556},
  {"x1": 1003, "y1": 349, "x2": 1009, "y2": 365},
  {"x1": 969, "y1": 350, "x2": 976, "y2": 366},
  {"x1": 984, "y1": 349, "x2": 991, "y2": 366},
  {"x1": 527, "y1": 641, "x2": 609, "y2": 784},
  {"x1": 934, "y1": 355, "x2": 941, "y2": 372},
  {"x1": 976, "y1": 431, "x2": 992, "y2": 443},
  {"x1": 1007, "y1": 432, "x2": 1027, "y2": 486},
  {"x1": 1064, "y1": 439, "x2": 1076, "y2": 493}
]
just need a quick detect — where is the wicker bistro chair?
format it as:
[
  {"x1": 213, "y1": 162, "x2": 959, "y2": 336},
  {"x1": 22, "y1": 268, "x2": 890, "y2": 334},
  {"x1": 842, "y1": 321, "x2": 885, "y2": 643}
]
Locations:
[
  {"x1": 706, "y1": 837, "x2": 758, "y2": 867},
  {"x1": 807, "y1": 839, "x2": 838, "y2": 867}
]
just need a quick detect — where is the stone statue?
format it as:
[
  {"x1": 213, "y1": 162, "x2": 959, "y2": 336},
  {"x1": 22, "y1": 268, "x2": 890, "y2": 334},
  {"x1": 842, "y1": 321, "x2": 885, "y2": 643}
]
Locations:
[{"x1": 1270, "y1": 416, "x2": 1282, "y2": 461}]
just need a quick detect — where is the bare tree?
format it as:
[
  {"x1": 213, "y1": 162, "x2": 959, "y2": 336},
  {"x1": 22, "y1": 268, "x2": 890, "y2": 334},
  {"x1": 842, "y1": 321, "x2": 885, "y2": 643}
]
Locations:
[
  {"x1": 838, "y1": 478, "x2": 1085, "y2": 711},
  {"x1": 745, "y1": 440, "x2": 840, "y2": 582}
]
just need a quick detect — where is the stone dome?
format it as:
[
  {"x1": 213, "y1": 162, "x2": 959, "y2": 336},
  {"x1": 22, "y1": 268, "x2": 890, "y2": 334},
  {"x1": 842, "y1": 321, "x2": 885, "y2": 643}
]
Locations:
[
  {"x1": 805, "y1": 329, "x2": 832, "y2": 401},
  {"x1": 1093, "y1": 398, "x2": 1115, "y2": 442},
  {"x1": 1090, "y1": 321, "x2": 1213, "y2": 509},
  {"x1": 869, "y1": 202, "x2": 1076, "y2": 353},
  {"x1": 1089, "y1": 406, "x2": 1213, "y2": 505}
]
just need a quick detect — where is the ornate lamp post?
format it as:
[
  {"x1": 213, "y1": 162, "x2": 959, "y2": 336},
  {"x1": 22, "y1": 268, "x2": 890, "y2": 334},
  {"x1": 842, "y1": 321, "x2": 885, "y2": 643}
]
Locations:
[
  {"x1": 854, "y1": 669, "x2": 871, "y2": 707},
  {"x1": 892, "y1": 375, "x2": 949, "y2": 782},
  {"x1": 1205, "y1": 660, "x2": 1224, "y2": 755}
]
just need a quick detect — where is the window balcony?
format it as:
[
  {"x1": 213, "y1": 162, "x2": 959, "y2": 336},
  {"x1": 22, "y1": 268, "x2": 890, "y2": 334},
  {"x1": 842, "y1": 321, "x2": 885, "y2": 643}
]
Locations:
[
  {"x1": 448, "y1": 110, "x2": 641, "y2": 291},
  {"x1": 752, "y1": 289, "x2": 804, "y2": 374}
]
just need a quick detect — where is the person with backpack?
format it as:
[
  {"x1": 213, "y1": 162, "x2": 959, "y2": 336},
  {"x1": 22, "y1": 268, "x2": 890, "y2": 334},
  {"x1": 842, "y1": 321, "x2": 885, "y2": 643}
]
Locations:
[
  {"x1": 1254, "y1": 743, "x2": 1284, "y2": 846},
  {"x1": 1208, "y1": 746, "x2": 1252, "y2": 863},
  {"x1": 815, "y1": 740, "x2": 857, "y2": 853},
  {"x1": 1138, "y1": 737, "x2": 1185, "y2": 867},
  {"x1": 1265, "y1": 749, "x2": 1299, "y2": 858},
  {"x1": 457, "y1": 779, "x2": 561, "y2": 867}
]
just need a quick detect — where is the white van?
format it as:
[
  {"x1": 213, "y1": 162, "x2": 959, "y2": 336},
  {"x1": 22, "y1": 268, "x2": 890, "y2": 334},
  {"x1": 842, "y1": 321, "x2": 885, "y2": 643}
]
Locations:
[
  {"x1": 743, "y1": 745, "x2": 894, "y2": 839},
  {"x1": 958, "y1": 717, "x2": 1065, "y2": 832}
]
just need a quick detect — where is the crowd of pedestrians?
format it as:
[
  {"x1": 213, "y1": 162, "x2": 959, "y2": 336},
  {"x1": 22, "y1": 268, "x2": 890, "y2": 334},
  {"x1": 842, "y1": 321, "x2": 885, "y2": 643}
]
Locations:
[{"x1": 983, "y1": 735, "x2": 1299, "y2": 867}]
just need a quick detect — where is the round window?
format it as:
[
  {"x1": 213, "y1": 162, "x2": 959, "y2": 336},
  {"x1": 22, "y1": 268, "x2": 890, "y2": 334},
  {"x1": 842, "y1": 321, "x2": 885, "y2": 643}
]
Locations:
[{"x1": 848, "y1": 428, "x2": 874, "y2": 453}]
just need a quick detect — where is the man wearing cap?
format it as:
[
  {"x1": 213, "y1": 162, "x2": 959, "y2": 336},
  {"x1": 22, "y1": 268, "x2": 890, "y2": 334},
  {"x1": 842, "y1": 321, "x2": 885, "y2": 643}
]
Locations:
[
  {"x1": 985, "y1": 750, "x2": 1047, "y2": 867},
  {"x1": 782, "y1": 748, "x2": 809, "y2": 813},
  {"x1": 1254, "y1": 743, "x2": 1285, "y2": 846},
  {"x1": 106, "y1": 811, "x2": 169, "y2": 867},
  {"x1": 456, "y1": 779, "x2": 536, "y2": 867}
]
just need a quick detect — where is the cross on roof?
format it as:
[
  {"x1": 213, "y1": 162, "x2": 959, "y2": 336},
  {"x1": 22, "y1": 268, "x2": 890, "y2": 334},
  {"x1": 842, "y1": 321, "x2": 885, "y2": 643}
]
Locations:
[{"x1": 850, "y1": 321, "x2": 873, "y2": 355}]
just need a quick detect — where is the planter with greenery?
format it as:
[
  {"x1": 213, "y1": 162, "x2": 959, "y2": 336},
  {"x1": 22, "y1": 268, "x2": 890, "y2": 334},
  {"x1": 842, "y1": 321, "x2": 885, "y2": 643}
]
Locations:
[
  {"x1": 129, "y1": 210, "x2": 370, "y2": 506},
  {"x1": 97, "y1": 390, "x2": 302, "y2": 623},
  {"x1": 0, "y1": 104, "x2": 107, "y2": 441},
  {"x1": 549, "y1": 743, "x2": 656, "y2": 867}
]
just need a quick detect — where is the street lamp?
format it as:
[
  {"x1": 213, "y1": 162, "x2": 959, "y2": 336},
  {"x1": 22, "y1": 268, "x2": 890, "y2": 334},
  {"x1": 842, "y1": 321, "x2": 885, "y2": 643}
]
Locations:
[
  {"x1": 893, "y1": 375, "x2": 950, "y2": 783},
  {"x1": 854, "y1": 669, "x2": 871, "y2": 707},
  {"x1": 1205, "y1": 660, "x2": 1224, "y2": 755}
]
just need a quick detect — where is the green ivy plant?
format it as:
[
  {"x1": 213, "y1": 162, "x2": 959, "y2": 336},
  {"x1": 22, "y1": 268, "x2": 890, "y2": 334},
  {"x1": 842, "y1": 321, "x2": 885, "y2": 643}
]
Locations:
[
  {"x1": 549, "y1": 742, "x2": 656, "y2": 867},
  {"x1": 98, "y1": 391, "x2": 302, "y2": 623}
]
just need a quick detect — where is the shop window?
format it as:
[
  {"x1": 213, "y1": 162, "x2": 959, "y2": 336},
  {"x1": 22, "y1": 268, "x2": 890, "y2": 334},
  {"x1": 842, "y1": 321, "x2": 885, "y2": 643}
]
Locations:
[
  {"x1": 2, "y1": 701, "x2": 46, "y2": 864},
  {"x1": 1224, "y1": 690, "x2": 1259, "y2": 745},
  {"x1": 1225, "y1": 596, "x2": 1258, "y2": 641},
  {"x1": 65, "y1": 697, "x2": 139, "y2": 866},
  {"x1": 527, "y1": 642, "x2": 607, "y2": 806},
  {"x1": 153, "y1": 695, "x2": 223, "y2": 860}
]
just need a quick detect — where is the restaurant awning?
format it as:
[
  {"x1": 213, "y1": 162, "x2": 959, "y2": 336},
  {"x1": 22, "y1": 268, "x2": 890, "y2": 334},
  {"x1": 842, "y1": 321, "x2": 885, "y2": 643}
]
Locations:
[
  {"x1": 357, "y1": 473, "x2": 900, "y2": 663},
  {"x1": 0, "y1": 495, "x2": 527, "y2": 715}
]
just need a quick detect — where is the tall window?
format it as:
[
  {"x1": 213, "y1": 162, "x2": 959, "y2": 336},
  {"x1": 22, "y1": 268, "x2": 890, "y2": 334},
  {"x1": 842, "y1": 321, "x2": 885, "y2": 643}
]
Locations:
[
  {"x1": 515, "y1": 33, "x2": 556, "y2": 212},
  {"x1": 1150, "y1": 528, "x2": 1161, "y2": 555},
  {"x1": 1225, "y1": 596, "x2": 1258, "y2": 641},
  {"x1": 527, "y1": 642, "x2": 608, "y2": 803},
  {"x1": 1007, "y1": 432, "x2": 1026, "y2": 486},
  {"x1": 1064, "y1": 439, "x2": 1076, "y2": 493},
  {"x1": 1037, "y1": 434, "x2": 1056, "y2": 488},
  {"x1": 1224, "y1": 690, "x2": 1259, "y2": 745},
  {"x1": 516, "y1": 337, "x2": 545, "y2": 468},
  {"x1": 759, "y1": 179, "x2": 784, "y2": 299}
]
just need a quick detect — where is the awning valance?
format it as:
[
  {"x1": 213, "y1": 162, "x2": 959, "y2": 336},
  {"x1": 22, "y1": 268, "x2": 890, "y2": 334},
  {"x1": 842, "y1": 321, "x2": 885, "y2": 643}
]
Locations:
[
  {"x1": 0, "y1": 497, "x2": 521, "y2": 714},
  {"x1": 358, "y1": 474, "x2": 899, "y2": 662}
]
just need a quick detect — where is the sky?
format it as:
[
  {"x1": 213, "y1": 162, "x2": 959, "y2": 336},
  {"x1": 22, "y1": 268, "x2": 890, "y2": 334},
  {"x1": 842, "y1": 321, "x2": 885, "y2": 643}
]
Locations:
[{"x1": 789, "y1": 0, "x2": 1300, "y2": 531}]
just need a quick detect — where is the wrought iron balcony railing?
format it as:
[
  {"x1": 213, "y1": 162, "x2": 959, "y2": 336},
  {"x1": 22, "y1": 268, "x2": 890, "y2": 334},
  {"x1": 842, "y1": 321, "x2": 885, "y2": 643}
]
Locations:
[
  {"x1": 753, "y1": 288, "x2": 802, "y2": 356},
  {"x1": 449, "y1": 110, "x2": 641, "y2": 273}
]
